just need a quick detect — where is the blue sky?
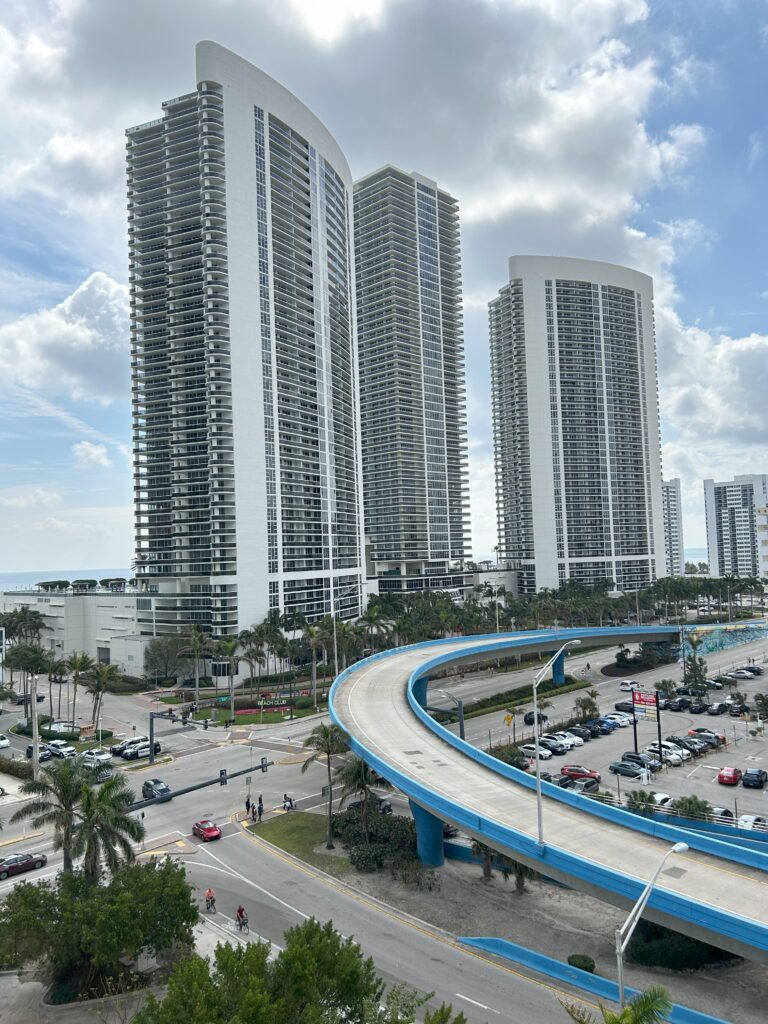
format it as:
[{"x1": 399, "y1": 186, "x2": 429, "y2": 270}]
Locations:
[{"x1": 0, "y1": 0, "x2": 767, "y2": 571}]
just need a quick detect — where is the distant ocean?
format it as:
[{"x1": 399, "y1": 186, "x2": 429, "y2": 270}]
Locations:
[
  {"x1": 0, "y1": 568, "x2": 133, "y2": 591},
  {"x1": 684, "y1": 548, "x2": 708, "y2": 563}
]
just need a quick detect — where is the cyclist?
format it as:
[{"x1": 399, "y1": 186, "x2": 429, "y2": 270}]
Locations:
[
  {"x1": 205, "y1": 887, "x2": 216, "y2": 912},
  {"x1": 235, "y1": 904, "x2": 248, "y2": 929}
]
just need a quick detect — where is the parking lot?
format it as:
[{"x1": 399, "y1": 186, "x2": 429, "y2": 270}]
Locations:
[{"x1": 461, "y1": 635, "x2": 768, "y2": 824}]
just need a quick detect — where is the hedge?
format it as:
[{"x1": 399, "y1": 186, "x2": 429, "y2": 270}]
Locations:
[
  {"x1": 0, "y1": 758, "x2": 33, "y2": 781},
  {"x1": 463, "y1": 676, "x2": 588, "y2": 720},
  {"x1": 12, "y1": 721, "x2": 113, "y2": 742},
  {"x1": 567, "y1": 954, "x2": 596, "y2": 974},
  {"x1": 626, "y1": 920, "x2": 739, "y2": 970}
]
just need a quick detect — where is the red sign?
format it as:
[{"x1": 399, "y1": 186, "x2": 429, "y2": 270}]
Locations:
[{"x1": 632, "y1": 691, "x2": 658, "y2": 708}]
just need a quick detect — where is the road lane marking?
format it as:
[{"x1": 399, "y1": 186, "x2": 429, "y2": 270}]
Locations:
[
  {"x1": 197, "y1": 841, "x2": 309, "y2": 921},
  {"x1": 456, "y1": 993, "x2": 501, "y2": 1014},
  {"x1": 233, "y1": 818, "x2": 603, "y2": 1011}
]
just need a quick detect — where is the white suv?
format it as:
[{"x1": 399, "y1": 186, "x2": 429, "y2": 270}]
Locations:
[
  {"x1": 47, "y1": 740, "x2": 76, "y2": 758},
  {"x1": 83, "y1": 748, "x2": 112, "y2": 767}
]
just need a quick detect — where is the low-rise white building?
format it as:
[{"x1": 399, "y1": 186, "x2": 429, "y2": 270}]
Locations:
[{"x1": 0, "y1": 587, "x2": 151, "y2": 673}]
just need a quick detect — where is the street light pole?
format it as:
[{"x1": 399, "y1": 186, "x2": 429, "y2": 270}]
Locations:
[
  {"x1": 532, "y1": 639, "x2": 581, "y2": 847},
  {"x1": 438, "y1": 690, "x2": 465, "y2": 740},
  {"x1": 615, "y1": 841, "x2": 688, "y2": 1007},
  {"x1": 31, "y1": 673, "x2": 40, "y2": 782}
]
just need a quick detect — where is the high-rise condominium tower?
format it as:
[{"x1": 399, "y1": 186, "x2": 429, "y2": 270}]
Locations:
[
  {"x1": 704, "y1": 474, "x2": 768, "y2": 577},
  {"x1": 127, "y1": 42, "x2": 364, "y2": 635},
  {"x1": 490, "y1": 256, "x2": 665, "y2": 594},
  {"x1": 354, "y1": 167, "x2": 470, "y2": 595},
  {"x1": 662, "y1": 479, "x2": 685, "y2": 577}
]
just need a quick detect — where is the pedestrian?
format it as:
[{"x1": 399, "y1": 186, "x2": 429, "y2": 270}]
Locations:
[
  {"x1": 250, "y1": 803, "x2": 257, "y2": 822},
  {"x1": 586, "y1": 661, "x2": 591, "y2": 671},
  {"x1": 245, "y1": 794, "x2": 251, "y2": 815},
  {"x1": 257, "y1": 796, "x2": 263, "y2": 823}
]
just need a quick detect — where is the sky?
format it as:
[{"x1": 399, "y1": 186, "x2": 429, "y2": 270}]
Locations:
[{"x1": 1, "y1": 0, "x2": 767, "y2": 571}]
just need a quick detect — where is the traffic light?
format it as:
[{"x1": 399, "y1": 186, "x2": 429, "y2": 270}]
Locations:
[
  {"x1": 260, "y1": 756, "x2": 268, "y2": 773},
  {"x1": 219, "y1": 768, "x2": 228, "y2": 786}
]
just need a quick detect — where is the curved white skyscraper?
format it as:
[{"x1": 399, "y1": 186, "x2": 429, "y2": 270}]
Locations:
[
  {"x1": 490, "y1": 256, "x2": 664, "y2": 594},
  {"x1": 127, "y1": 42, "x2": 364, "y2": 635}
]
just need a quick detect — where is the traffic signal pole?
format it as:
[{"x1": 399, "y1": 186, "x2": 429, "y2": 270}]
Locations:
[{"x1": 129, "y1": 757, "x2": 272, "y2": 812}]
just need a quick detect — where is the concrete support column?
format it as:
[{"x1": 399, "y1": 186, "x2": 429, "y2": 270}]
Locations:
[
  {"x1": 409, "y1": 799, "x2": 445, "y2": 867},
  {"x1": 552, "y1": 650, "x2": 566, "y2": 685},
  {"x1": 412, "y1": 675, "x2": 429, "y2": 708}
]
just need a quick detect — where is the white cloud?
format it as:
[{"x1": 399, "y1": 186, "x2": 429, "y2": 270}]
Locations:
[
  {"x1": 0, "y1": 272, "x2": 129, "y2": 402},
  {"x1": 72, "y1": 440, "x2": 112, "y2": 468},
  {"x1": 0, "y1": 487, "x2": 62, "y2": 509}
]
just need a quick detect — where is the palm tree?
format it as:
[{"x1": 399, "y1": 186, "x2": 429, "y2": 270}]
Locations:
[
  {"x1": 73, "y1": 773, "x2": 145, "y2": 882},
  {"x1": 624, "y1": 790, "x2": 655, "y2": 817},
  {"x1": 66, "y1": 652, "x2": 94, "y2": 730},
  {"x1": 182, "y1": 625, "x2": 212, "y2": 708},
  {"x1": 301, "y1": 723, "x2": 349, "y2": 849},
  {"x1": 85, "y1": 662, "x2": 121, "y2": 725},
  {"x1": 333, "y1": 754, "x2": 391, "y2": 844},
  {"x1": 302, "y1": 624, "x2": 323, "y2": 707},
  {"x1": 559, "y1": 986, "x2": 672, "y2": 1023},
  {"x1": 10, "y1": 758, "x2": 86, "y2": 872},
  {"x1": 470, "y1": 838, "x2": 495, "y2": 881},
  {"x1": 214, "y1": 637, "x2": 240, "y2": 726}
]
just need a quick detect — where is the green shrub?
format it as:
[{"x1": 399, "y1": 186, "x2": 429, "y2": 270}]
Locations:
[
  {"x1": 626, "y1": 921, "x2": 739, "y2": 970},
  {"x1": 0, "y1": 758, "x2": 33, "y2": 780},
  {"x1": 391, "y1": 855, "x2": 441, "y2": 891},
  {"x1": 567, "y1": 954, "x2": 596, "y2": 974},
  {"x1": 12, "y1": 722, "x2": 113, "y2": 743},
  {"x1": 332, "y1": 810, "x2": 416, "y2": 855},
  {"x1": 488, "y1": 743, "x2": 527, "y2": 769},
  {"x1": 294, "y1": 696, "x2": 314, "y2": 710},
  {"x1": 349, "y1": 845, "x2": 388, "y2": 872}
]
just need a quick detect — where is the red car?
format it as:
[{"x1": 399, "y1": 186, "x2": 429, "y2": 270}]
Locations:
[
  {"x1": 717, "y1": 767, "x2": 743, "y2": 786},
  {"x1": 193, "y1": 819, "x2": 222, "y2": 841},
  {"x1": 0, "y1": 852, "x2": 47, "y2": 880},
  {"x1": 561, "y1": 765, "x2": 602, "y2": 783}
]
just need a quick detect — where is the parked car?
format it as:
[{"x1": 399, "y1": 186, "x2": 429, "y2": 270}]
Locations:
[
  {"x1": 561, "y1": 765, "x2": 601, "y2": 782},
  {"x1": 606, "y1": 712, "x2": 632, "y2": 727},
  {"x1": 538, "y1": 737, "x2": 568, "y2": 755},
  {"x1": 689, "y1": 701, "x2": 708, "y2": 714},
  {"x1": 572, "y1": 777, "x2": 600, "y2": 794},
  {"x1": 110, "y1": 735, "x2": 149, "y2": 756},
  {"x1": 192, "y1": 819, "x2": 222, "y2": 841},
  {"x1": 742, "y1": 665, "x2": 763, "y2": 676},
  {"x1": 666, "y1": 697, "x2": 691, "y2": 712},
  {"x1": 0, "y1": 734, "x2": 9, "y2": 750},
  {"x1": 688, "y1": 727, "x2": 725, "y2": 746},
  {"x1": 737, "y1": 815, "x2": 768, "y2": 832},
  {"x1": 729, "y1": 670, "x2": 754, "y2": 680},
  {"x1": 596, "y1": 717, "x2": 620, "y2": 732},
  {"x1": 14, "y1": 694, "x2": 45, "y2": 704},
  {"x1": 555, "y1": 731, "x2": 584, "y2": 747},
  {"x1": 729, "y1": 703, "x2": 750, "y2": 718},
  {"x1": 25, "y1": 744, "x2": 52, "y2": 762},
  {"x1": 585, "y1": 719, "x2": 614, "y2": 735},
  {"x1": 85, "y1": 765, "x2": 113, "y2": 784},
  {"x1": 123, "y1": 740, "x2": 161, "y2": 761},
  {"x1": 742, "y1": 768, "x2": 768, "y2": 789},
  {"x1": 47, "y1": 739, "x2": 76, "y2": 758},
  {"x1": 619, "y1": 680, "x2": 638, "y2": 691},
  {"x1": 348, "y1": 795, "x2": 392, "y2": 814},
  {"x1": 708, "y1": 678, "x2": 726, "y2": 689},
  {"x1": 710, "y1": 806, "x2": 735, "y2": 823},
  {"x1": 613, "y1": 701, "x2": 635, "y2": 714},
  {"x1": 540, "y1": 772, "x2": 574, "y2": 788},
  {"x1": 622, "y1": 751, "x2": 662, "y2": 772},
  {"x1": 567, "y1": 725, "x2": 592, "y2": 741},
  {"x1": 644, "y1": 743, "x2": 683, "y2": 767},
  {"x1": 0, "y1": 852, "x2": 48, "y2": 879},
  {"x1": 665, "y1": 735, "x2": 704, "y2": 756},
  {"x1": 609, "y1": 761, "x2": 645, "y2": 779},
  {"x1": 82, "y1": 748, "x2": 112, "y2": 768},
  {"x1": 520, "y1": 743, "x2": 552, "y2": 760},
  {"x1": 707, "y1": 703, "x2": 728, "y2": 716},
  {"x1": 542, "y1": 732, "x2": 577, "y2": 750},
  {"x1": 717, "y1": 766, "x2": 743, "y2": 786},
  {"x1": 142, "y1": 778, "x2": 171, "y2": 801},
  {"x1": 523, "y1": 711, "x2": 548, "y2": 726},
  {"x1": 651, "y1": 792, "x2": 672, "y2": 807}
]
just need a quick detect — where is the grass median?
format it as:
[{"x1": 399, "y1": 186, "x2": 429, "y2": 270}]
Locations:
[{"x1": 248, "y1": 811, "x2": 349, "y2": 879}]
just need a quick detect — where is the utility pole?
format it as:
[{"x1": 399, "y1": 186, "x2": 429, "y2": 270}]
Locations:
[{"x1": 31, "y1": 672, "x2": 40, "y2": 782}]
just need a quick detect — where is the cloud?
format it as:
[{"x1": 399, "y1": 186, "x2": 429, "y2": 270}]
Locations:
[
  {"x1": 72, "y1": 440, "x2": 112, "y2": 468},
  {"x1": 0, "y1": 272, "x2": 129, "y2": 402},
  {"x1": 0, "y1": 487, "x2": 62, "y2": 509}
]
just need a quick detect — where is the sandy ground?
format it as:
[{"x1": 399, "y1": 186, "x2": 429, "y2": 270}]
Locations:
[{"x1": 339, "y1": 852, "x2": 767, "y2": 1024}]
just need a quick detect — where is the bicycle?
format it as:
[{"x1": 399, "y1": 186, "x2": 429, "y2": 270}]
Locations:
[
  {"x1": 235, "y1": 914, "x2": 249, "y2": 935},
  {"x1": 205, "y1": 896, "x2": 216, "y2": 913}
]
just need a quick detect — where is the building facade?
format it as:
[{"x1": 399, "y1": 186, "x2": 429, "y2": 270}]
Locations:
[
  {"x1": 354, "y1": 166, "x2": 471, "y2": 596},
  {"x1": 661, "y1": 478, "x2": 685, "y2": 577},
  {"x1": 127, "y1": 42, "x2": 365, "y2": 636},
  {"x1": 490, "y1": 256, "x2": 665, "y2": 594},
  {"x1": 704, "y1": 475, "x2": 768, "y2": 578}
]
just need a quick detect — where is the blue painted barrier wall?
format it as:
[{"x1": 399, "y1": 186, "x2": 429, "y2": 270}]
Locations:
[
  {"x1": 329, "y1": 628, "x2": 768, "y2": 956},
  {"x1": 459, "y1": 937, "x2": 731, "y2": 1024}
]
